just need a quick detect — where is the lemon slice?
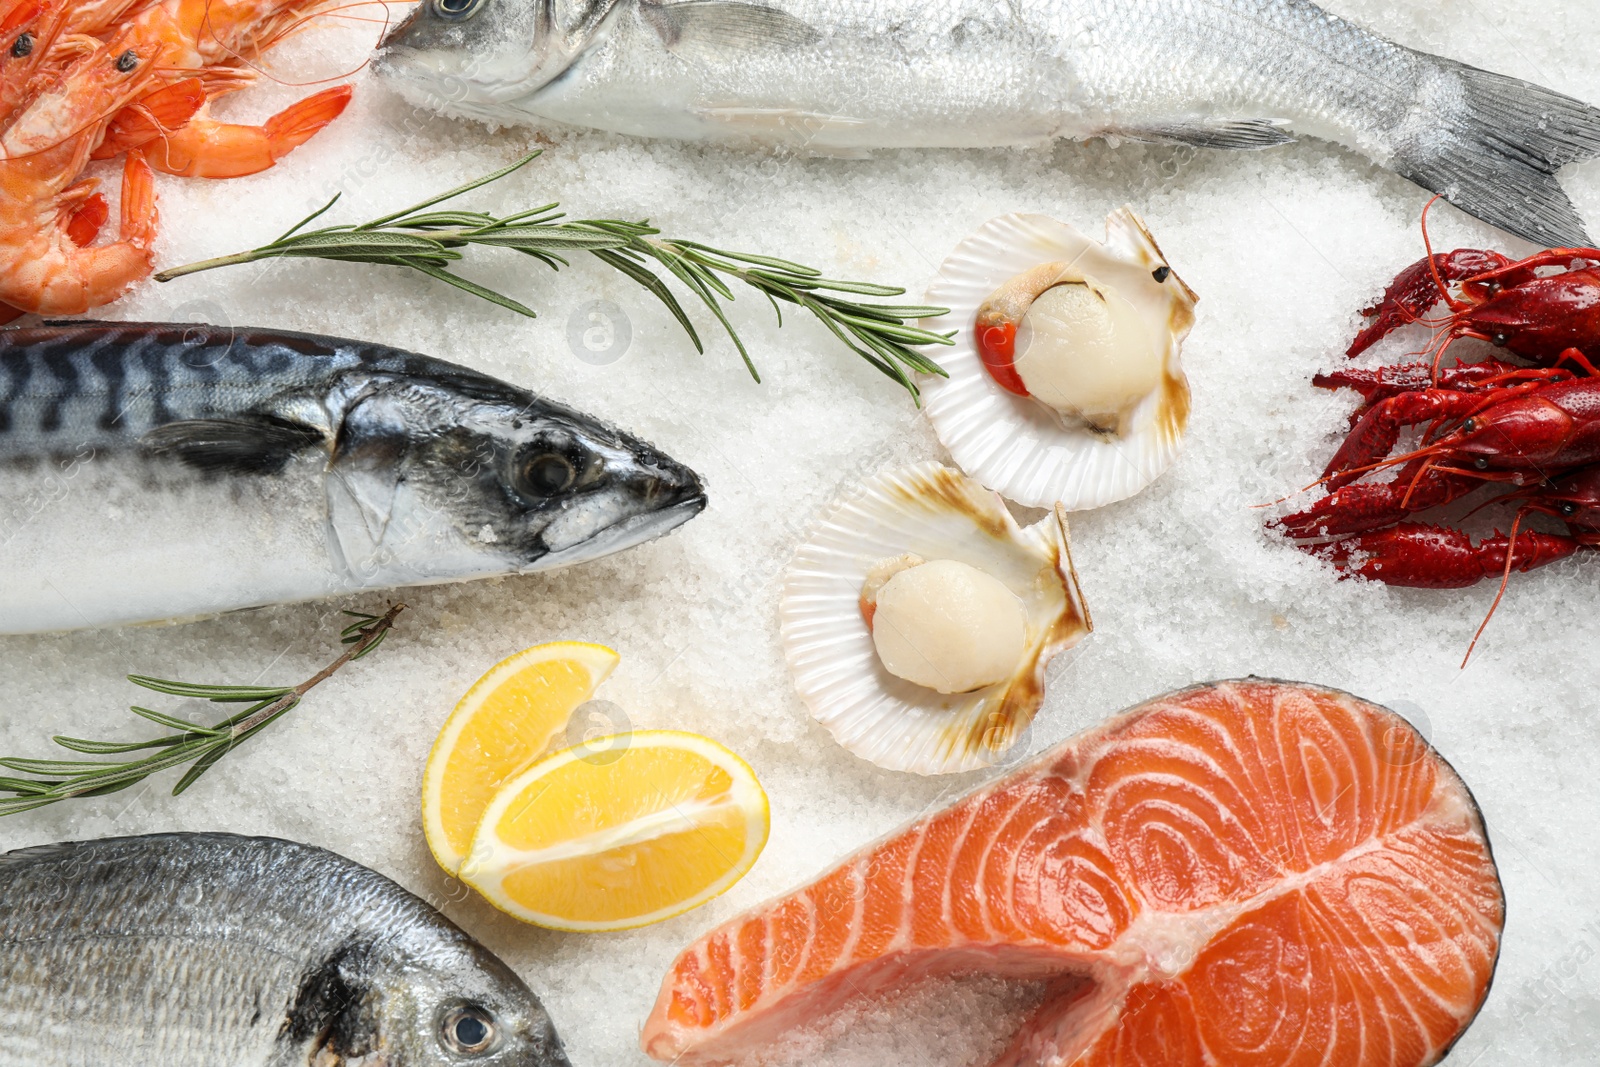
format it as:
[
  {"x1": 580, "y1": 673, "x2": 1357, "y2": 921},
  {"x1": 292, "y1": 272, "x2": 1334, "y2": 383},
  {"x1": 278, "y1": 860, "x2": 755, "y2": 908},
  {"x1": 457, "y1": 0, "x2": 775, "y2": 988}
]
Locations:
[
  {"x1": 423, "y1": 641, "x2": 620, "y2": 874},
  {"x1": 461, "y1": 730, "x2": 770, "y2": 932}
]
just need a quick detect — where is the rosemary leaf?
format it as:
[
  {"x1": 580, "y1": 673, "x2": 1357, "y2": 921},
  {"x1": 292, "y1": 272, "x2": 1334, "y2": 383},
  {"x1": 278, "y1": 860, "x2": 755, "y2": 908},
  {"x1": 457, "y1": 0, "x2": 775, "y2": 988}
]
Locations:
[
  {"x1": 361, "y1": 153, "x2": 542, "y2": 229},
  {"x1": 52, "y1": 734, "x2": 191, "y2": 755},
  {"x1": 124, "y1": 708, "x2": 215, "y2": 735},
  {"x1": 591, "y1": 248, "x2": 705, "y2": 352},
  {"x1": 672, "y1": 243, "x2": 820, "y2": 275},
  {"x1": 0, "y1": 757, "x2": 125, "y2": 773},
  {"x1": 402, "y1": 260, "x2": 540, "y2": 318},
  {"x1": 154, "y1": 154, "x2": 953, "y2": 402},
  {"x1": 0, "y1": 605, "x2": 402, "y2": 815}
]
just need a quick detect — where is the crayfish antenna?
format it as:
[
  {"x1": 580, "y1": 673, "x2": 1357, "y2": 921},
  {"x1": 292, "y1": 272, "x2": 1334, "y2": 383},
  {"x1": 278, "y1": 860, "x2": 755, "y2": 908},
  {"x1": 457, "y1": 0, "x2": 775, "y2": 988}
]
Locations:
[
  {"x1": 1420, "y1": 197, "x2": 1473, "y2": 316},
  {"x1": 1397, "y1": 457, "x2": 1437, "y2": 511},
  {"x1": 1461, "y1": 509, "x2": 1529, "y2": 668}
]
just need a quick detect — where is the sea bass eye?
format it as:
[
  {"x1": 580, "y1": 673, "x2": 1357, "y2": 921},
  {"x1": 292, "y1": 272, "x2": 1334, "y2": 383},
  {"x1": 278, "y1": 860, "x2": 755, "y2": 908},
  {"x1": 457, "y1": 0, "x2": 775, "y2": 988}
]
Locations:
[
  {"x1": 432, "y1": 0, "x2": 486, "y2": 19},
  {"x1": 516, "y1": 450, "x2": 578, "y2": 497},
  {"x1": 441, "y1": 1005, "x2": 497, "y2": 1054}
]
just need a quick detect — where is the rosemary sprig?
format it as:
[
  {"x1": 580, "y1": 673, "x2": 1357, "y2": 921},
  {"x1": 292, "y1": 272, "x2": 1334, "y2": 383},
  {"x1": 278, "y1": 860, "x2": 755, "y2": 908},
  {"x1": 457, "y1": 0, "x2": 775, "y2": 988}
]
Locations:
[
  {"x1": 0, "y1": 605, "x2": 403, "y2": 817},
  {"x1": 154, "y1": 153, "x2": 954, "y2": 399}
]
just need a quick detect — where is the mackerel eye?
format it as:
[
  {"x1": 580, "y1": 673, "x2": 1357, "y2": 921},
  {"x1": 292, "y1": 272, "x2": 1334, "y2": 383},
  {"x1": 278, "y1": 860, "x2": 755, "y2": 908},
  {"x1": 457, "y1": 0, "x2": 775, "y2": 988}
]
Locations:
[
  {"x1": 440, "y1": 1005, "x2": 497, "y2": 1055},
  {"x1": 515, "y1": 450, "x2": 578, "y2": 498},
  {"x1": 432, "y1": 0, "x2": 486, "y2": 19}
]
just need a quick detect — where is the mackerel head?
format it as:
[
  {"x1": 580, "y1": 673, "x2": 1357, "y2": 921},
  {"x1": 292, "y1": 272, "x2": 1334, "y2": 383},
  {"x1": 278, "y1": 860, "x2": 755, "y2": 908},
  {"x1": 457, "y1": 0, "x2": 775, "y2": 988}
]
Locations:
[{"x1": 0, "y1": 322, "x2": 706, "y2": 632}]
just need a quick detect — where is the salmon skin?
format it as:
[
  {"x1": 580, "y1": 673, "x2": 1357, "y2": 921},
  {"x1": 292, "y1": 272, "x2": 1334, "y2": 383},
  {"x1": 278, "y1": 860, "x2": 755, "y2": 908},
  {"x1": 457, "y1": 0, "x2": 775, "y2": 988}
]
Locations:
[{"x1": 642, "y1": 679, "x2": 1504, "y2": 1066}]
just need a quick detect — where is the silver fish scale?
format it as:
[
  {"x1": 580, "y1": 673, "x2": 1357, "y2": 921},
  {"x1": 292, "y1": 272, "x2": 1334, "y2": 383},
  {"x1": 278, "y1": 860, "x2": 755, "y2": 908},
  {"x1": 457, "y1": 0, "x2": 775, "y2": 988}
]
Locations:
[
  {"x1": 0, "y1": 835, "x2": 556, "y2": 1066},
  {"x1": 515, "y1": 0, "x2": 1428, "y2": 151},
  {"x1": 384, "y1": 0, "x2": 1600, "y2": 243},
  {"x1": 1067, "y1": 0, "x2": 1422, "y2": 128}
]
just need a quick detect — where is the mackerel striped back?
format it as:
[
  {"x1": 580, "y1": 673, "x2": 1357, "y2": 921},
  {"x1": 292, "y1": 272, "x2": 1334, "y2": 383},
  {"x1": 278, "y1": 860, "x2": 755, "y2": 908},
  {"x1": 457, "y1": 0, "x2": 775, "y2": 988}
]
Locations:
[{"x1": 0, "y1": 323, "x2": 376, "y2": 458}]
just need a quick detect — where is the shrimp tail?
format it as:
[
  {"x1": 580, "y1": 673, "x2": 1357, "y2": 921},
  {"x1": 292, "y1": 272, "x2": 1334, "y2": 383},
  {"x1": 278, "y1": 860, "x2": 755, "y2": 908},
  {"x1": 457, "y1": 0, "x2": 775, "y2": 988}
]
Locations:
[
  {"x1": 92, "y1": 78, "x2": 208, "y2": 160},
  {"x1": 117, "y1": 148, "x2": 156, "y2": 248},
  {"x1": 144, "y1": 83, "x2": 352, "y2": 179}
]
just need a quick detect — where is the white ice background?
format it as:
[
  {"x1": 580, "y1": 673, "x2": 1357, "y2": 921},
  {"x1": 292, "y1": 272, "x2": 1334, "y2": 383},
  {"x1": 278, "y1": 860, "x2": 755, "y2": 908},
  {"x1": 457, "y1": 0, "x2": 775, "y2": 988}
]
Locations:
[{"x1": 3, "y1": 1, "x2": 1599, "y2": 1063}]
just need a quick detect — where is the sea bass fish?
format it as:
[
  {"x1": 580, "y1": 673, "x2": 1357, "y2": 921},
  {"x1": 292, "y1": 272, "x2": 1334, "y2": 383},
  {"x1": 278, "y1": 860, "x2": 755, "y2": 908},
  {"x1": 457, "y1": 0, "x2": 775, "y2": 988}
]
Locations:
[
  {"x1": 642, "y1": 679, "x2": 1504, "y2": 1066},
  {"x1": 0, "y1": 833, "x2": 570, "y2": 1066},
  {"x1": 0, "y1": 322, "x2": 705, "y2": 634},
  {"x1": 376, "y1": 0, "x2": 1600, "y2": 247}
]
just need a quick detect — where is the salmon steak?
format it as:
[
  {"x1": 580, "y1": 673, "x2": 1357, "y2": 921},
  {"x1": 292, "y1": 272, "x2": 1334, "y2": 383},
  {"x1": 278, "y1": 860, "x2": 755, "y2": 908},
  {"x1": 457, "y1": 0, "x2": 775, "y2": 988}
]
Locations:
[{"x1": 642, "y1": 679, "x2": 1504, "y2": 1066}]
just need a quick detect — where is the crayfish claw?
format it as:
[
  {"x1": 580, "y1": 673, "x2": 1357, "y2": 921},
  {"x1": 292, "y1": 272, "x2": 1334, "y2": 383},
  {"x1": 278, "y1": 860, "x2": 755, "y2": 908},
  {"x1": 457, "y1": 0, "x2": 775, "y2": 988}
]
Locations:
[{"x1": 1348, "y1": 249, "x2": 1512, "y2": 357}]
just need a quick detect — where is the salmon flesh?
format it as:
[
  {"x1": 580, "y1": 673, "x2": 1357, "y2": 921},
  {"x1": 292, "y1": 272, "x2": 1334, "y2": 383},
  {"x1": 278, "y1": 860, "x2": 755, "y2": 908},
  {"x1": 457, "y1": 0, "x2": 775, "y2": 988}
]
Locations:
[{"x1": 642, "y1": 679, "x2": 1503, "y2": 1066}]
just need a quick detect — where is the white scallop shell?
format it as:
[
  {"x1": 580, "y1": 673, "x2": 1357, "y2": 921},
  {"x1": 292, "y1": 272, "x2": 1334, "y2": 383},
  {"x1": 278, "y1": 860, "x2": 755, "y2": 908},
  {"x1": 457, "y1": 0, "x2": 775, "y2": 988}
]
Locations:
[
  {"x1": 780, "y1": 462, "x2": 1092, "y2": 775},
  {"x1": 921, "y1": 209, "x2": 1197, "y2": 510}
]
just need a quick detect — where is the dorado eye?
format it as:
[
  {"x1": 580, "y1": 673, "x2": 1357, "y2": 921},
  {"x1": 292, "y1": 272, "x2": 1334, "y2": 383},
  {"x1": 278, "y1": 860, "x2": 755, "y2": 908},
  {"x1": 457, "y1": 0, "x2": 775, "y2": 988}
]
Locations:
[
  {"x1": 440, "y1": 1005, "x2": 497, "y2": 1054},
  {"x1": 432, "y1": 0, "x2": 485, "y2": 19},
  {"x1": 516, "y1": 451, "x2": 577, "y2": 497}
]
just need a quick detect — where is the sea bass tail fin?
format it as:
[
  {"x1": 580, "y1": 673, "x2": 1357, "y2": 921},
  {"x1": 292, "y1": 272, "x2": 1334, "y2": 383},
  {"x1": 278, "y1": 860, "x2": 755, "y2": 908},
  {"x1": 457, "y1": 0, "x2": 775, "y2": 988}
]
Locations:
[{"x1": 1393, "y1": 60, "x2": 1600, "y2": 247}]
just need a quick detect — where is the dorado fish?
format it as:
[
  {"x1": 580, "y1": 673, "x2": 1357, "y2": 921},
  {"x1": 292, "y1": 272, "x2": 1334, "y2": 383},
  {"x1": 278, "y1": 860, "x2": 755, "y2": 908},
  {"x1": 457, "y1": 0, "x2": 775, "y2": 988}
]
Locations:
[
  {"x1": 0, "y1": 322, "x2": 705, "y2": 634},
  {"x1": 0, "y1": 833, "x2": 570, "y2": 1066},
  {"x1": 376, "y1": 0, "x2": 1600, "y2": 247},
  {"x1": 642, "y1": 679, "x2": 1504, "y2": 1066}
]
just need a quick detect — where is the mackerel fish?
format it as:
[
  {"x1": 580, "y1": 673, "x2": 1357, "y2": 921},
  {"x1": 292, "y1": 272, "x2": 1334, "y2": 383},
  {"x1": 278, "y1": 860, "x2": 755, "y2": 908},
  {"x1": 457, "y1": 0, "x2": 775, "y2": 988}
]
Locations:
[
  {"x1": 0, "y1": 833, "x2": 570, "y2": 1066},
  {"x1": 376, "y1": 0, "x2": 1600, "y2": 246},
  {"x1": 0, "y1": 322, "x2": 706, "y2": 633}
]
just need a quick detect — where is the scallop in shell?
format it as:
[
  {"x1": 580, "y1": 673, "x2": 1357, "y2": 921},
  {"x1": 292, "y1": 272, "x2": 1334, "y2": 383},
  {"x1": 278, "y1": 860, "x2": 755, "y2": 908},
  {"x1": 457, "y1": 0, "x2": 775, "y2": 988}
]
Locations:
[
  {"x1": 920, "y1": 210, "x2": 1196, "y2": 510},
  {"x1": 780, "y1": 462, "x2": 1091, "y2": 775}
]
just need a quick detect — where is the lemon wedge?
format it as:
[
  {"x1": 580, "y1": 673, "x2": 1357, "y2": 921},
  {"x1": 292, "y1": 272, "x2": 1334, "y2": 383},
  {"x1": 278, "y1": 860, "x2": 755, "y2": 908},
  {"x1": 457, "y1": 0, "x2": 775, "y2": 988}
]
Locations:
[
  {"x1": 460, "y1": 730, "x2": 769, "y2": 932},
  {"x1": 423, "y1": 641, "x2": 620, "y2": 874}
]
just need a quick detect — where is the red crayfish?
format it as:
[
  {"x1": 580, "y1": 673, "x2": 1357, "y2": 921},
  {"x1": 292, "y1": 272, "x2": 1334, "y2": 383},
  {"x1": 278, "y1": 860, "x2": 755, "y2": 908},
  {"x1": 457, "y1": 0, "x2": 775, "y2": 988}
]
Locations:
[{"x1": 1274, "y1": 209, "x2": 1600, "y2": 661}]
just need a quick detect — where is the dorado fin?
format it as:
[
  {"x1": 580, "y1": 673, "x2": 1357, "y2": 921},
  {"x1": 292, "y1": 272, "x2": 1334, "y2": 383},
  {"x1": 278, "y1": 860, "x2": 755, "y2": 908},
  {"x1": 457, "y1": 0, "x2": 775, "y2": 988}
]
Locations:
[
  {"x1": 141, "y1": 415, "x2": 326, "y2": 475},
  {"x1": 645, "y1": 0, "x2": 820, "y2": 61},
  {"x1": 1113, "y1": 119, "x2": 1294, "y2": 150},
  {"x1": 1393, "y1": 57, "x2": 1600, "y2": 247}
]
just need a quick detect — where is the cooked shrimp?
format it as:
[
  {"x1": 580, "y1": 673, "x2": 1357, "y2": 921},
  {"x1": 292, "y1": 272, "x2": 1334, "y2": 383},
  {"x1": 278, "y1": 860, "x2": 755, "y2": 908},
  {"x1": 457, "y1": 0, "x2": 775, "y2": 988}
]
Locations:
[
  {"x1": 0, "y1": 28, "x2": 199, "y2": 315},
  {"x1": 1, "y1": 0, "x2": 155, "y2": 129},
  {"x1": 91, "y1": 0, "x2": 352, "y2": 178},
  {"x1": 0, "y1": 0, "x2": 71, "y2": 131},
  {"x1": 101, "y1": 81, "x2": 350, "y2": 177}
]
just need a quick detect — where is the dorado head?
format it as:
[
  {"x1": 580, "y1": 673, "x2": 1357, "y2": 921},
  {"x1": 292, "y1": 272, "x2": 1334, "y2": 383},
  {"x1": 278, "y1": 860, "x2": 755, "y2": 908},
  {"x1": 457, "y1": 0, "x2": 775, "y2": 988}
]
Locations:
[
  {"x1": 339, "y1": 922, "x2": 571, "y2": 1066},
  {"x1": 326, "y1": 361, "x2": 705, "y2": 586},
  {"x1": 375, "y1": 0, "x2": 610, "y2": 119}
]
